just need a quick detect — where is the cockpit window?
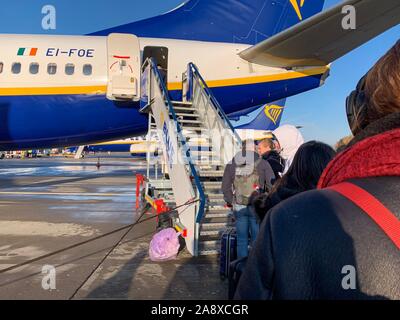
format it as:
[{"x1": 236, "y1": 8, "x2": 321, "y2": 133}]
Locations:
[
  {"x1": 47, "y1": 63, "x2": 57, "y2": 75},
  {"x1": 29, "y1": 63, "x2": 39, "y2": 75},
  {"x1": 12, "y1": 62, "x2": 21, "y2": 74},
  {"x1": 0, "y1": 62, "x2": 3, "y2": 74}
]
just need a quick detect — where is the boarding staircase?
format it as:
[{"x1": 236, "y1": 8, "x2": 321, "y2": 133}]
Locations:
[{"x1": 140, "y1": 58, "x2": 242, "y2": 256}]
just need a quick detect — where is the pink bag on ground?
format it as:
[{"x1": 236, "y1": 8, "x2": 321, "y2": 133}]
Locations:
[{"x1": 149, "y1": 228, "x2": 180, "y2": 261}]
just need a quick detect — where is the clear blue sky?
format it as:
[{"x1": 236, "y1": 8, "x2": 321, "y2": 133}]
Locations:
[{"x1": 0, "y1": 0, "x2": 399, "y2": 145}]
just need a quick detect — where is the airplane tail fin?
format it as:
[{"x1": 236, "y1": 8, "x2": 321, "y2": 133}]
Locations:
[
  {"x1": 235, "y1": 99, "x2": 286, "y2": 131},
  {"x1": 94, "y1": 0, "x2": 325, "y2": 45}
]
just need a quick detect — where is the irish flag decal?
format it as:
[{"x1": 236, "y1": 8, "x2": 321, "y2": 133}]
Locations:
[{"x1": 17, "y1": 48, "x2": 38, "y2": 56}]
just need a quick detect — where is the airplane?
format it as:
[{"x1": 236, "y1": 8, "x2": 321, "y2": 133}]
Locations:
[{"x1": 0, "y1": 0, "x2": 399, "y2": 151}]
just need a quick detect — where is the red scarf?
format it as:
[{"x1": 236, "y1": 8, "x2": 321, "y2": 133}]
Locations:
[{"x1": 318, "y1": 128, "x2": 400, "y2": 189}]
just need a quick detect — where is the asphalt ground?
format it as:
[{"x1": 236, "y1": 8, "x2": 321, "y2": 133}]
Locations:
[{"x1": 0, "y1": 155, "x2": 227, "y2": 300}]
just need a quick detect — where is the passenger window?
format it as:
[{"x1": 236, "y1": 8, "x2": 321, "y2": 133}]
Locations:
[
  {"x1": 0, "y1": 62, "x2": 3, "y2": 74},
  {"x1": 83, "y1": 64, "x2": 92, "y2": 76},
  {"x1": 29, "y1": 63, "x2": 39, "y2": 75},
  {"x1": 47, "y1": 63, "x2": 57, "y2": 75},
  {"x1": 12, "y1": 62, "x2": 21, "y2": 74},
  {"x1": 65, "y1": 63, "x2": 75, "y2": 75}
]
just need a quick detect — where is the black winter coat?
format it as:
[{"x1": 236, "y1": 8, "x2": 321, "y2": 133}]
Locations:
[
  {"x1": 261, "y1": 150, "x2": 284, "y2": 183},
  {"x1": 235, "y1": 115, "x2": 400, "y2": 300},
  {"x1": 235, "y1": 177, "x2": 400, "y2": 299}
]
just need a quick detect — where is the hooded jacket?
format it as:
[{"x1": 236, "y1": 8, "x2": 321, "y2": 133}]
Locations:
[
  {"x1": 273, "y1": 125, "x2": 304, "y2": 173},
  {"x1": 222, "y1": 150, "x2": 275, "y2": 205},
  {"x1": 235, "y1": 113, "x2": 400, "y2": 300}
]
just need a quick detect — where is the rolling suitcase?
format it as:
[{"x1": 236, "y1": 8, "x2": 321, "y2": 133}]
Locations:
[{"x1": 219, "y1": 228, "x2": 237, "y2": 280}]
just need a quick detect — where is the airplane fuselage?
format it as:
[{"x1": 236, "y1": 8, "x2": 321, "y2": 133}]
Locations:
[{"x1": 0, "y1": 34, "x2": 328, "y2": 150}]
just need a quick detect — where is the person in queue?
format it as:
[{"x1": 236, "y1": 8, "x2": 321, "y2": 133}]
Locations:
[
  {"x1": 257, "y1": 137, "x2": 285, "y2": 184},
  {"x1": 222, "y1": 139, "x2": 274, "y2": 258},
  {"x1": 254, "y1": 141, "x2": 335, "y2": 222},
  {"x1": 235, "y1": 41, "x2": 400, "y2": 299},
  {"x1": 272, "y1": 125, "x2": 304, "y2": 174}
]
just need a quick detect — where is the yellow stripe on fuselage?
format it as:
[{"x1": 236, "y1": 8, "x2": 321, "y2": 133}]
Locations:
[
  {"x1": 167, "y1": 66, "x2": 328, "y2": 91},
  {"x1": 0, "y1": 66, "x2": 328, "y2": 96},
  {"x1": 0, "y1": 85, "x2": 107, "y2": 96}
]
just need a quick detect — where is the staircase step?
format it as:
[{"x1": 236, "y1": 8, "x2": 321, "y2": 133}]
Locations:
[
  {"x1": 198, "y1": 235, "x2": 223, "y2": 255},
  {"x1": 199, "y1": 239, "x2": 220, "y2": 247},
  {"x1": 172, "y1": 106, "x2": 195, "y2": 112},
  {"x1": 194, "y1": 161, "x2": 223, "y2": 167},
  {"x1": 198, "y1": 249, "x2": 219, "y2": 256},
  {"x1": 207, "y1": 206, "x2": 230, "y2": 212},
  {"x1": 201, "y1": 222, "x2": 229, "y2": 229},
  {"x1": 196, "y1": 168, "x2": 220, "y2": 173},
  {"x1": 207, "y1": 193, "x2": 225, "y2": 199},
  {"x1": 173, "y1": 112, "x2": 200, "y2": 118},
  {"x1": 185, "y1": 135, "x2": 212, "y2": 141},
  {"x1": 181, "y1": 126, "x2": 204, "y2": 132},
  {"x1": 177, "y1": 119, "x2": 203, "y2": 125},
  {"x1": 200, "y1": 229, "x2": 224, "y2": 236},
  {"x1": 205, "y1": 211, "x2": 231, "y2": 219},
  {"x1": 198, "y1": 240, "x2": 220, "y2": 252},
  {"x1": 171, "y1": 101, "x2": 193, "y2": 106},
  {"x1": 199, "y1": 233, "x2": 222, "y2": 241},
  {"x1": 208, "y1": 205, "x2": 227, "y2": 211},
  {"x1": 208, "y1": 202, "x2": 227, "y2": 208},
  {"x1": 191, "y1": 160, "x2": 222, "y2": 166},
  {"x1": 198, "y1": 170, "x2": 224, "y2": 177},
  {"x1": 203, "y1": 220, "x2": 232, "y2": 229},
  {"x1": 203, "y1": 181, "x2": 222, "y2": 190},
  {"x1": 207, "y1": 195, "x2": 225, "y2": 199}
]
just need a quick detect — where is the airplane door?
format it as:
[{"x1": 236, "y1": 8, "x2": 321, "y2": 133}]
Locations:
[
  {"x1": 107, "y1": 33, "x2": 141, "y2": 101},
  {"x1": 142, "y1": 46, "x2": 168, "y2": 83}
]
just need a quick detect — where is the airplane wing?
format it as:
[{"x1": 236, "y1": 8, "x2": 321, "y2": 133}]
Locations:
[{"x1": 239, "y1": 0, "x2": 400, "y2": 68}]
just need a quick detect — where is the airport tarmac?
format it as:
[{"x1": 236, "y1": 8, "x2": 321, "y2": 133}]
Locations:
[{"x1": 0, "y1": 155, "x2": 227, "y2": 300}]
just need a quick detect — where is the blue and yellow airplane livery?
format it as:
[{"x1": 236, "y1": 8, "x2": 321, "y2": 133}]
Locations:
[{"x1": 0, "y1": 0, "x2": 399, "y2": 150}]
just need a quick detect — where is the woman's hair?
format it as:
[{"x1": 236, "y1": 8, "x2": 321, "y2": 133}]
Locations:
[
  {"x1": 254, "y1": 141, "x2": 336, "y2": 220},
  {"x1": 276, "y1": 141, "x2": 336, "y2": 192},
  {"x1": 364, "y1": 40, "x2": 400, "y2": 124}
]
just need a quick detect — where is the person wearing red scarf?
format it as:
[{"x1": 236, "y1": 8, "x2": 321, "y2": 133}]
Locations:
[
  {"x1": 318, "y1": 114, "x2": 400, "y2": 189},
  {"x1": 235, "y1": 42, "x2": 400, "y2": 300}
]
